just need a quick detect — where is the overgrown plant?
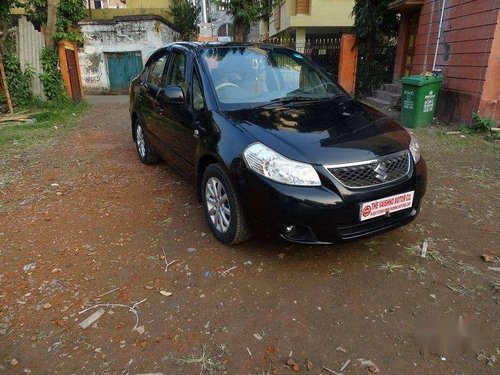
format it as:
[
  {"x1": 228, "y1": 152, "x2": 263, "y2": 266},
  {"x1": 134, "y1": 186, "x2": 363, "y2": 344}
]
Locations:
[
  {"x1": 461, "y1": 113, "x2": 499, "y2": 141},
  {"x1": 3, "y1": 53, "x2": 35, "y2": 106},
  {"x1": 53, "y1": 0, "x2": 86, "y2": 43},
  {"x1": 39, "y1": 47, "x2": 66, "y2": 101},
  {"x1": 469, "y1": 113, "x2": 494, "y2": 133},
  {"x1": 24, "y1": 0, "x2": 48, "y2": 26},
  {"x1": 0, "y1": 0, "x2": 22, "y2": 54}
]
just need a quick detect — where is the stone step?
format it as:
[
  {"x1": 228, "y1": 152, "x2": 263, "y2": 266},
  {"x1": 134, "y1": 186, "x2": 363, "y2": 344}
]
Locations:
[
  {"x1": 363, "y1": 96, "x2": 392, "y2": 109},
  {"x1": 384, "y1": 82, "x2": 402, "y2": 95},
  {"x1": 374, "y1": 89, "x2": 401, "y2": 105},
  {"x1": 361, "y1": 97, "x2": 400, "y2": 120}
]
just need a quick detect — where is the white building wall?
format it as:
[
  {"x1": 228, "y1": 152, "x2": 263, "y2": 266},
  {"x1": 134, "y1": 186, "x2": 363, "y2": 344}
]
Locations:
[{"x1": 78, "y1": 18, "x2": 179, "y2": 93}]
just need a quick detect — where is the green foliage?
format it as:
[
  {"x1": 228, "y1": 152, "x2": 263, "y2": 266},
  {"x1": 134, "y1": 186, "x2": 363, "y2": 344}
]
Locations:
[
  {"x1": 169, "y1": 0, "x2": 199, "y2": 41},
  {"x1": 352, "y1": 0, "x2": 399, "y2": 96},
  {"x1": 3, "y1": 53, "x2": 35, "y2": 106},
  {"x1": 0, "y1": 1, "x2": 21, "y2": 25},
  {"x1": 54, "y1": 0, "x2": 86, "y2": 43},
  {"x1": 23, "y1": 0, "x2": 48, "y2": 25},
  {"x1": 39, "y1": 47, "x2": 66, "y2": 101},
  {"x1": 461, "y1": 113, "x2": 498, "y2": 142},
  {"x1": 215, "y1": 0, "x2": 278, "y2": 41},
  {"x1": 470, "y1": 112, "x2": 494, "y2": 132}
]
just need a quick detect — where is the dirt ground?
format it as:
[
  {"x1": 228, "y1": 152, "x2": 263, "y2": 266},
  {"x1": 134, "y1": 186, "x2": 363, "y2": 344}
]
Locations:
[{"x1": 0, "y1": 97, "x2": 499, "y2": 375}]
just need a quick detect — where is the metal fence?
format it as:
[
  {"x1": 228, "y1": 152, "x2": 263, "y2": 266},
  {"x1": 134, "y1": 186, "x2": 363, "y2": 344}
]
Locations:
[
  {"x1": 17, "y1": 16, "x2": 46, "y2": 97},
  {"x1": 267, "y1": 36, "x2": 342, "y2": 79}
]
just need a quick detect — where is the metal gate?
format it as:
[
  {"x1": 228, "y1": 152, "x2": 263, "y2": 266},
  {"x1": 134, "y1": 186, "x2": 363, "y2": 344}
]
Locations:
[
  {"x1": 268, "y1": 36, "x2": 342, "y2": 79},
  {"x1": 106, "y1": 52, "x2": 143, "y2": 94}
]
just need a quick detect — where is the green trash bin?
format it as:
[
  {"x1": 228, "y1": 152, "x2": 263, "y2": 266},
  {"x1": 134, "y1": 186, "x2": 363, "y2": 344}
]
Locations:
[{"x1": 400, "y1": 74, "x2": 443, "y2": 128}]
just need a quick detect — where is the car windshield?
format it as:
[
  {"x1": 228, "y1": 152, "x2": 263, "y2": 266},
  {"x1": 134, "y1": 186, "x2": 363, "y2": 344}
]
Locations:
[{"x1": 201, "y1": 46, "x2": 344, "y2": 109}]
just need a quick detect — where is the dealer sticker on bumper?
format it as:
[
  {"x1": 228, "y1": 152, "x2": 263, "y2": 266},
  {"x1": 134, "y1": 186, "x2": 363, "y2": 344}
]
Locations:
[{"x1": 360, "y1": 191, "x2": 414, "y2": 221}]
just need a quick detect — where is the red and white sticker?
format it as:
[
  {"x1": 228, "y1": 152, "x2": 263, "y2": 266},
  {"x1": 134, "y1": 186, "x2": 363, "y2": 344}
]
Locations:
[{"x1": 360, "y1": 191, "x2": 414, "y2": 221}]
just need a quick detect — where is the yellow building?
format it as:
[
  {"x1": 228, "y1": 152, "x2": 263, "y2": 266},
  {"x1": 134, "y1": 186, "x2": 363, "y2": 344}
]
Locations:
[
  {"x1": 126, "y1": 0, "x2": 171, "y2": 8},
  {"x1": 264, "y1": 0, "x2": 354, "y2": 46},
  {"x1": 85, "y1": 0, "x2": 174, "y2": 21}
]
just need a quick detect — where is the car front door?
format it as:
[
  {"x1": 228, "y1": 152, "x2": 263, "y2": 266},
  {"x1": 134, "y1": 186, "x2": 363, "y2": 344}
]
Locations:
[
  {"x1": 157, "y1": 48, "x2": 201, "y2": 178},
  {"x1": 140, "y1": 50, "x2": 169, "y2": 141}
]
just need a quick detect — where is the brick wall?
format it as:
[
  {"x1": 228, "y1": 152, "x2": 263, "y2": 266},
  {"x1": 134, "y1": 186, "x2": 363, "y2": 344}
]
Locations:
[{"x1": 411, "y1": 0, "x2": 499, "y2": 123}]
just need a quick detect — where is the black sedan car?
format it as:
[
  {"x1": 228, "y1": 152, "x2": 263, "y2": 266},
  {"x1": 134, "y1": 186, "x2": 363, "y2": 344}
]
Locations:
[{"x1": 129, "y1": 42, "x2": 427, "y2": 245}]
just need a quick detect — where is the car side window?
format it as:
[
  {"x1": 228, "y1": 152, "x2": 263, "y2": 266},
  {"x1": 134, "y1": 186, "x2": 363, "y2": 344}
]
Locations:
[
  {"x1": 147, "y1": 54, "x2": 167, "y2": 87},
  {"x1": 165, "y1": 52, "x2": 188, "y2": 96},
  {"x1": 192, "y1": 71, "x2": 205, "y2": 111}
]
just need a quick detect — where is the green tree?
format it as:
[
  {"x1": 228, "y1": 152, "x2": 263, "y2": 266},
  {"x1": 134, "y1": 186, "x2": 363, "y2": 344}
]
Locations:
[
  {"x1": 169, "y1": 0, "x2": 199, "y2": 41},
  {"x1": 0, "y1": 0, "x2": 22, "y2": 54},
  {"x1": 216, "y1": 0, "x2": 277, "y2": 42},
  {"x1": 352, "y1": 0, "x2": 399, "y2": 95},
  {"x1": 53, "y1": 0, "x2": 86, "y2": 43},
  {"x1": 24, "y1": 0, "x2": 48, "y2": 26}
]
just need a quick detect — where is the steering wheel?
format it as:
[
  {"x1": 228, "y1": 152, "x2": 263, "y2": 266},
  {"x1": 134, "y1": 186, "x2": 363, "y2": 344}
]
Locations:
[{"x1": 215, "y1": 82, "x2": 239, "y2": 91}]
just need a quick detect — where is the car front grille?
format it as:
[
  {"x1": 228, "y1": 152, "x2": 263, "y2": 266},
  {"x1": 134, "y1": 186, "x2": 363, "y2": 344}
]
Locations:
[{"x1": 326, "y1": 150, "x2": 410, "y2": 188}]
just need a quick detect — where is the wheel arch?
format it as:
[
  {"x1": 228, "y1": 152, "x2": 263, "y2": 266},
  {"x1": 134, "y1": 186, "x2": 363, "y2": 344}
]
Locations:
[
  {"x1": 196, "y1": 153, "x2": 224, "y2": 202},
  {"x1": 131, "y1": 111, "x2": 139, "y2": 141}
]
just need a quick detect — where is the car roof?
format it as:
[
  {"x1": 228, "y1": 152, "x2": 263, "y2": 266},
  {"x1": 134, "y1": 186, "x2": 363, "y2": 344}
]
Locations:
[{"x1": 165, "y1": 41, "x2": 291, "y2": 52}]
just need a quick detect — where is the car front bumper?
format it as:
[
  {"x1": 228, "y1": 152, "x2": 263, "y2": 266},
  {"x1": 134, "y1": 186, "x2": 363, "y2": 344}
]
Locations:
[{"x1": 236, "y1": 159, "x2": 427, "y2": 244}]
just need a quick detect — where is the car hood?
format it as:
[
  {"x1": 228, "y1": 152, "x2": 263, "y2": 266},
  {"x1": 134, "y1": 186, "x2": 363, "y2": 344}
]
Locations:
[{"x1": 223, "y1": 99, "x2": 411, "y2": 165}]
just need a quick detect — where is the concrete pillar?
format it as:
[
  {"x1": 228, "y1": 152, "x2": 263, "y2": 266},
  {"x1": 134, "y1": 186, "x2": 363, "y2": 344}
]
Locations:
[
  {"x1": 295, "y1": 27, "x2": 306, "y2": 52},
  {"x1": 338, "y1": 34, "x2": 358, "y2": 96}
]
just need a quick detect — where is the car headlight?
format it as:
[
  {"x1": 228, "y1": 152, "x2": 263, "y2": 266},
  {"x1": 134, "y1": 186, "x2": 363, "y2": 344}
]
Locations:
[
  {"x1": 243, "y1": 143, "x2": 321, "y2": 186},
  {"x1": 409, "y1": 133, "x2": 421, "y2": 163}
]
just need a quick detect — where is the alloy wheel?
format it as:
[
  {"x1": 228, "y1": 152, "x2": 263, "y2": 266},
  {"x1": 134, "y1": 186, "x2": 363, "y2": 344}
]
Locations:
[
  {"x1": 205, "y1": 177, "x2": 231, "y2": 233},
  {"x1": 136, "y1": 124, "x2": 146, "y2": 158}
]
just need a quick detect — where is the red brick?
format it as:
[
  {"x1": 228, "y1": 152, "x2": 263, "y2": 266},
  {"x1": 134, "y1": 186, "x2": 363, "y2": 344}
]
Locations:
[
  {"x1": 442, "y1": 66, "x2": 487, "y2": 80},
  {"x1": 444, "y1": 11, "x2": 498, "y2": 30},
  {"x1": 445, "y1": 0, "x2": 498, "y2": 19},
  {"x1": 415, "y1": 25, "x2": 495, "y2": 45},
  {"x1": 442, "y1": 77, "x2": 484, "y2": 93},
  {"x1": 414, "y1": 39, "x2": 493, "y2": 55},
  {"x1": 441, "y1": 52, "x2": 492, "y2": 67},
  {"x1": 436, "y1": 88, "x2": 479, "y2": 122}
]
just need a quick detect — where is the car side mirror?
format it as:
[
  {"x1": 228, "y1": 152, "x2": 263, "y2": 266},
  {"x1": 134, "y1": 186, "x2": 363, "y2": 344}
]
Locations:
[{"x1": 158, "y1": 85, "x2": 184, "y2": 105}]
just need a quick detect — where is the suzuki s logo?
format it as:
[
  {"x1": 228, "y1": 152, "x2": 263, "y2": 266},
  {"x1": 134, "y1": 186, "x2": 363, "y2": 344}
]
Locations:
[{"x1": 374, "y1": 162, "x2": 388, "y2": 182}]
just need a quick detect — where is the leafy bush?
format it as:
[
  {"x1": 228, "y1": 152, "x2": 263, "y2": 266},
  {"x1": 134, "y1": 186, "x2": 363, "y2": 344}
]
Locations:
[
  {"x1": 471, "y1": 113, "x2": 494, "y2": 132},
  {"x1": 461, "y1": 113, "x2": 498, "y2": 142},
  {"x1": 462, "y1": 113, "x2": 494, "y2": 133},
  {"x1": 39, "y1": 47, "x2": 66, "y2": 101},
  {"x1": 3, "y1": 53, "x2": 35, "y2": 106},
  {"x1": 352, "y1": 0, "x2": 399, "y2": 96}
]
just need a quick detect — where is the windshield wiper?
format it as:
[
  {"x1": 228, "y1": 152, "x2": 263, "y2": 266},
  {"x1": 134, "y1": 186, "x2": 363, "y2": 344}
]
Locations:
[
  {"x1": 269, "y1": 95, "x2": 317, "y2": 103},
  {"x1": 252, "y1": 93, "x2": 345, "y2": 109}
]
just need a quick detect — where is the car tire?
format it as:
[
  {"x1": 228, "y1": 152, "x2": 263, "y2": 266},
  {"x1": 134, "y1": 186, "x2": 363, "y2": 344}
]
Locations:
[
  {"x1": 134, "y1": 119, "x2": 160, "y2": 164},
  {"x1": 201, "y1": 163, "x2": 252, "y2": 245}
]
